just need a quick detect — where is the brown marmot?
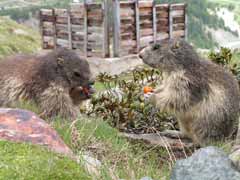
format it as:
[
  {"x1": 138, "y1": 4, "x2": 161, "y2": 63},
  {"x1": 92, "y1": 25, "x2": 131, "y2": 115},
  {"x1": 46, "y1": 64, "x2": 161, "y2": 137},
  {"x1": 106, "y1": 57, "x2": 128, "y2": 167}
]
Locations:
[
  {"x1": 0, "y1": 48, "x2": 95, "y2": 120},
  {"x1": 139, "y1": 39, "x2": 240, "y2": 146}
]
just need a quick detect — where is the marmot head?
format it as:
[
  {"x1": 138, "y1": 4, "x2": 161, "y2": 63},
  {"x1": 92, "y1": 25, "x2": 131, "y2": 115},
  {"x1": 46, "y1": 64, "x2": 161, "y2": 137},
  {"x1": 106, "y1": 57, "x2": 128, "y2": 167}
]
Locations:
[
  {"x1": 139, "y1": 39, "x2": 199, "y2": 73},
  {"x1": 51, "y1": 48, "x2": 95, "y2": 99}
]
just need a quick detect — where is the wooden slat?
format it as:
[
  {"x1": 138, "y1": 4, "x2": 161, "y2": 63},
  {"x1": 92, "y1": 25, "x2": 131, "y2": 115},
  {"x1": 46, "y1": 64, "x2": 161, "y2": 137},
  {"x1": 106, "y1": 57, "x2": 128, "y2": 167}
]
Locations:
[
  {"x1": 139, "y1": 1, "x2": 153, "y2": 8},
  {"x1": 113, "y1": 0, "x2": 120, "y2": 57},
  {"x1": 135, "y1": 0, "x2": 140, "y2": 53},
  {"x1": 153, "y1": 0, "x2": 156, "y2": 43},
  {"x1": 155, "y1": 4, "x2": 169, "y2": 10},
  {"x1": 156, "y1": 32, "x2": 169, "y2": 40},
  {"x1": 103, "y1": 0, "x2": 110, "y2": 57},
  {"x1": 68, "y1": 9, "x2": 72, "y2": 49},
  {"x1": 84, "y1": 0, "x2": 88, "y2": 57},
  {"x1": 169, "y1": 4, "x2": 173, "y2": 39},
  {"x1": 171, "y1": 3, "x2": 185, "y2": 10},
  {"x1": 184, "y1": 4, "x2": 188, "y2": 40}
]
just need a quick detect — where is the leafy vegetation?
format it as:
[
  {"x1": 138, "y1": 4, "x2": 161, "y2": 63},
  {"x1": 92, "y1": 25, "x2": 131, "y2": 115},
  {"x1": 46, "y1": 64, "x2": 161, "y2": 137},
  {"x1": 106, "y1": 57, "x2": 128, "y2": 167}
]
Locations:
[
  {"x1": 89, "y1": 69, "x2": 177, "y2": 134},
  {"x1": 0, "y1": 0, "x2": 71, "y2": 21},
  {"x1": 0, "y1": 17, "x2": 41, "y2": 58},
  {"x1": 209, "y1": 47, "x2": 240, "y2": 81}
]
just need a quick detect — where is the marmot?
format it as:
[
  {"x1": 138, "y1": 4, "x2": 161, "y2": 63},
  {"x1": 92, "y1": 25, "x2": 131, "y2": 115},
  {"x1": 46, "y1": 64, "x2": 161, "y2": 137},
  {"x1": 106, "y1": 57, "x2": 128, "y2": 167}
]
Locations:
[
  {"x1": 0, "y1": 48, "x2": 95, "y2": 120},
  {"x1": 139, "y1": 39, "x2": 240, "y2": 146}
]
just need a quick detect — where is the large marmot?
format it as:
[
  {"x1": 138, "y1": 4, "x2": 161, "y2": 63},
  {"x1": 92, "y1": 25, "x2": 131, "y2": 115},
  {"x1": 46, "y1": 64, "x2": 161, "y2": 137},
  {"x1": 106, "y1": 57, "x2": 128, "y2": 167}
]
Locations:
[
  {"x1": 139, "y1": 39, "x2": 240, "y2": 146},
  {"x1": 0, "y1": 48, "x2": 95, "y2": 120}
]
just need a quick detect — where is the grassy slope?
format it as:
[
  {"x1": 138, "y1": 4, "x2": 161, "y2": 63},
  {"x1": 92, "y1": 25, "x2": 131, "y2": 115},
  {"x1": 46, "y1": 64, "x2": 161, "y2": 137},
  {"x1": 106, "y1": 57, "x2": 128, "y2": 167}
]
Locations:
[
  {"x1": 0, "y1": 141, "x2": 91, "y2": 179},
  {"x1": 0, "y1": 16, "x2": 41, "y2": 58},
  {"x1": 2, "y1": 101, "x2": 171, "y2": 179}
]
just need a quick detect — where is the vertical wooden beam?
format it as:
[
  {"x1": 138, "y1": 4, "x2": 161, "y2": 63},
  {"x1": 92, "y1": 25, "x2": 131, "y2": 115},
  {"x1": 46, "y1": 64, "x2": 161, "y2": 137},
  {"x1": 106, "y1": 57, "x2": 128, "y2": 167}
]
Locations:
[
  {"x1": 135, "y1": 0, "x2": 140, "y2": 53},
  {"x1": 184, "y1": 4, "x2": 188, "y2": 40},
  {"x1": 103, "y1": 0, "x2": 110, "y2": 57},
  {"x1": 152, "y1": 0, "x2": 157, "y2": 44},
  {"x1": 39, "y1": 10, "x2": 44, "y2": 49},
  {"x1": 52, "y1": 8, "x2": 57, "y2": 49},
  {"x1": 67, "y1": 9, "x2": 73, "y2": 49},
  {"x1": 83, "y1": 0, "x2": 88, "y2": 57},
  {"x1": 168, "y1": 4, "x2": 173, "y2": 39},
  {"x1": 113, "y1": 0, "x2": 120, "y2": 57}
]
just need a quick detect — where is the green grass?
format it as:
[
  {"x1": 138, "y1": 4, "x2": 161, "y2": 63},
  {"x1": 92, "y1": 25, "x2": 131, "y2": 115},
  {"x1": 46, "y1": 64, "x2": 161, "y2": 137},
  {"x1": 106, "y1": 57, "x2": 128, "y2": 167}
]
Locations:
[
  {"x1": 52, "y1": 116, "x2": 171, "y2": 180},
  {"x1": 0, "y1": 16, "x2": 41, "y2": 58},
  {"x1": 0, "y1": 140, "x2": 91, "y2": 180},
  {"x1": 3, "y1": 99, "x2": 171, "y2": 179}
]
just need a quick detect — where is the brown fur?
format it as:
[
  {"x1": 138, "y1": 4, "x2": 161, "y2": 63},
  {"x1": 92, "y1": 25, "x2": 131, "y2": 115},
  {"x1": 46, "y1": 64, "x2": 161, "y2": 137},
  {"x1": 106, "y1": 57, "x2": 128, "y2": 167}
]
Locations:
[
  {"x1": 0, "y1": 48, "x2": 94, "y2": 120},
  {"x1": 139, "y1": 39, "x2": 240, "y2": 145}
]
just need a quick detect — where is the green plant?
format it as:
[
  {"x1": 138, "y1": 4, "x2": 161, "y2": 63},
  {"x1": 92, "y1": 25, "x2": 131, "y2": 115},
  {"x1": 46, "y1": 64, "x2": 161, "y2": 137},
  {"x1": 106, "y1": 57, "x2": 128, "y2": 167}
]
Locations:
[
  {"x1": 208, "y1": 47, "x2": 240, "y2": 81},
  {"x1": 89, "y1": 69, "x2": 177, "y2": 134}
]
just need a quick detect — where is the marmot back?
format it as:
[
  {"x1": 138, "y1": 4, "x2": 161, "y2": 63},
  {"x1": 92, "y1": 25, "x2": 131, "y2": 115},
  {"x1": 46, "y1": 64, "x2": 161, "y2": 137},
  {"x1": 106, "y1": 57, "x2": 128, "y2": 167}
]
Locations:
[
  {"x1": 0, "y1": 49, "x2": 95, "y2": 120},
  {"x1": 139, "y1": 39, "x2": 240, "y2": 145}
]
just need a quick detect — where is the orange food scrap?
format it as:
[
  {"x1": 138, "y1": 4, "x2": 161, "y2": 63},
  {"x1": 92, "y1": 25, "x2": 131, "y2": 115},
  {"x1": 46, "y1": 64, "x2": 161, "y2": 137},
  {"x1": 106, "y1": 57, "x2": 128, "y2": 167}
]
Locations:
[{"x1": 143, "y1": 86, "x2": 153, "y2": 94}]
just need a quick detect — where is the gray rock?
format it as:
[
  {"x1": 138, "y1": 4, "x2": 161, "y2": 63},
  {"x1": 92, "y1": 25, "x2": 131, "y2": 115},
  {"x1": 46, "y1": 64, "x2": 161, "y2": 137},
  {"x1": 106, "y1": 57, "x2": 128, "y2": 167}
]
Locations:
[
  {"x1": 171, "y1": 146, "x2": 240, "y2": 180},
  {"x1": 140, "y1": 177, "x2": 153, "y2": 180}
]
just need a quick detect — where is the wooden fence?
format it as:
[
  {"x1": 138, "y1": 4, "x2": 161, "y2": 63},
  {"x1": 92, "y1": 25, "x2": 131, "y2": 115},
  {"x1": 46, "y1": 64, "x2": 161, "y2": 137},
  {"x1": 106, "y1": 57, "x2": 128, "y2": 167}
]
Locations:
[{"x1": 39, "y1": 0, "x2": 187, "y2": 58}]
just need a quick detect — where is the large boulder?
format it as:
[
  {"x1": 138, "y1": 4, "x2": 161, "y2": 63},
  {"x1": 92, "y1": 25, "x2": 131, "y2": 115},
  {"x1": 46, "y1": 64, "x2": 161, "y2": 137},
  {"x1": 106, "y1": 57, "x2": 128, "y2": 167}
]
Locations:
[
  {"x1": 171, "y1": 146, "x2": 240, "y2": 180},
  {"x1": 0, "y1": 108, "x2": 73, "y2": 157}
]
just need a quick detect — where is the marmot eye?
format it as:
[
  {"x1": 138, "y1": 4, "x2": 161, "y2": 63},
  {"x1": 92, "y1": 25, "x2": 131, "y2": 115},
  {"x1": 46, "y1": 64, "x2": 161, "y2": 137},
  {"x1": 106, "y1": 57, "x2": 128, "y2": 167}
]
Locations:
[
  {"x1": 152, "y1": 44, "x2": 160, "y2": 50},
  {"x1": 74, "y1": 71, "x2": 81, "y2": 77}
]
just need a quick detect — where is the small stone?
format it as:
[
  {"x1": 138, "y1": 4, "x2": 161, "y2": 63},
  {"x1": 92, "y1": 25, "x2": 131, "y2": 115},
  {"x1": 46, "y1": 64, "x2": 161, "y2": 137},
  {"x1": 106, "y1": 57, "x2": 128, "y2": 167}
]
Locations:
[{"x1": 140, "y1": 176, "x2": 153, "y2": 180}]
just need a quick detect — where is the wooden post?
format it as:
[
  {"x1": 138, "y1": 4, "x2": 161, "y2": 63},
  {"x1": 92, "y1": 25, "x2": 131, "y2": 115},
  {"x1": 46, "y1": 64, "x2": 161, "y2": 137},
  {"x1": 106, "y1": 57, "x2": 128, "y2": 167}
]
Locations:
[
  {"x1": 103, "y1": 0, "x2": 110, "y2": 57},
  {"x1": 113, "y1": 0, "x2": 120, "y2": 57},
  {"x1": 184, "y1": 4, "x2": 188, "y2": 40},
  {"x1": 135, "y1": 0, "x2": 140, "y2": 53},
  {"x1": 168, "y1": 4, "x2": 173, "y2": 39},
  {"x1": 152, "y1": 0, "x2": 157, "y2": 44},
  {"x1": 39, "y1": 10, "x2": 44, "y2": 49},
  {"x1": 52, "y1": 9, "x2": 57, "y2": 49},
  {"x1": 67, "y1": 9, "x2": 73, "y2": 49},
  {"x1": 83, "y1": 0, "x2": 88, "y2": 57}
]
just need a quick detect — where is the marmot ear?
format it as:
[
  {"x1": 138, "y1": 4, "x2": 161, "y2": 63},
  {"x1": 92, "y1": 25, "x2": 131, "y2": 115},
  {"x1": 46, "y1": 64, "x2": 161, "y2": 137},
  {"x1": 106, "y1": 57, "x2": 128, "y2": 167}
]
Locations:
[
  {"x1": 57, "y1": 57, "x2": 65, "y2": 67},
  {"x1": 172, "y1": 41, "x2": 180, "y2": 49}
]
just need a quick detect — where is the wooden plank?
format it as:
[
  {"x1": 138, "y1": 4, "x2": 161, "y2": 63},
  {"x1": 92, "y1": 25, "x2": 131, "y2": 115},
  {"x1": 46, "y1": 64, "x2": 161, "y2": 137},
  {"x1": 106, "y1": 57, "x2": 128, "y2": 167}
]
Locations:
[
  {"x1": 152, "y1": 0, "x2": 156, "y2": 43},
  {"x1": 184, "y1": 4, "x2": 188, "y2": 40},
  {"x1": 157, "y1": 26, "x2": 169, "y2": 33},
  {"x1": 88, "y1": 26, "x2": 103, "y2": 33},
  {"x1": 155, "y1": 4, "x2": 169, "y2": 10},
  {"x1": 56, "y1": 17, "x2": 68, "y2": 24},
  {"x1": 172, "y1": 30, "x2": 185, "y2": 37},
  {"x1": 135, "y1": 0, "x2": 140, "y2": 53},
  {"x1": 156, "y1": 11, "x2": 169, "y2": 18},
  {"x1": 67, "y1": 9, "x2": 72, "y2": 49},
  {"x1": 140, "y1": 28, "x2": 153, "y2": 36},
  {"x1": 171, "y1": 3, "x2": 185, "y2": 10},
  {"x1": 120, "y1": 8, "x2": 135, "y2": 16},
  {"x1": 113, "y1": 0, "x2": 120, "y2": 57},
  {"x1": 52, "y1": 9, "x2": 57, "y2": 49},
  {"x1": 169, "y1": 4, "x2": 173, "y2": 39},
  {"x1": 103, "y1": 0, "x2": 110, "y2": 57},
  {"x1": 139, "y1": 1, "x2": 153, "y2": 8},
  {"x1": 171, "y1": 10, "x2": 184, "y2": 16},
  {"x1": 173, "y1": 23, "x2": 185, "y2": 31},
  {"x1": 88, "y1": 33, "x2": 103, "y2": 42},
  {"x1": 173, "y1": 16, "x2": 185, "y2": 24},
  {"x1": 156, "y1": 32, "x2": 169, "y2": 40},
  {"x1": 71, "y1": 24, "x2": 84, "y2": 32},
  {"x1": 71, "y1": 18, "x2": 84, "y2": 25},
  {"x1": 39, "y1": 10, "x2": 44, "y2": 49},
  {"x1": 84, "y1": 0, "x2": 88, "y2": 57},
  {"x1": 156, "y1": 18, "x2": 169, "y2": 26}
]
